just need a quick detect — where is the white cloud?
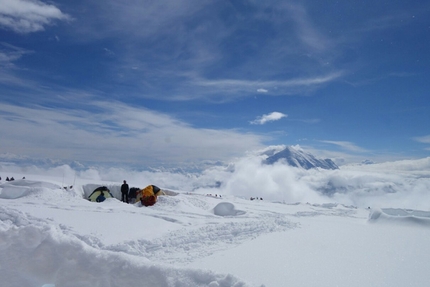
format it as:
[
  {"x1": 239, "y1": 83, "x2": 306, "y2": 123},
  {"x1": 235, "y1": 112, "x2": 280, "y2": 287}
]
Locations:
[
  {"x1": 251, "y1": 112, "x2": 287, "y2": 125},
  {"x1": 0, "y1": 0, "x2": 70, "y2": 33},
  {"x1": 257, "y1": 88, "x2": 268, "y2": 93}
]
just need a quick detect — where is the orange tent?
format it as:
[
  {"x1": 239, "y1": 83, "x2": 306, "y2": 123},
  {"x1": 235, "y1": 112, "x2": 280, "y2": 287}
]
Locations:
[{"x1": 136, "y1": 185, "x2": 162, "y2": 206}]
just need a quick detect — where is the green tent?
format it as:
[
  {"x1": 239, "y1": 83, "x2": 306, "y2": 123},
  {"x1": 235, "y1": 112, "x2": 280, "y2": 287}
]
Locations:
[{"x1": 88, "y1": 186, "x2": 114, "y2": 202}]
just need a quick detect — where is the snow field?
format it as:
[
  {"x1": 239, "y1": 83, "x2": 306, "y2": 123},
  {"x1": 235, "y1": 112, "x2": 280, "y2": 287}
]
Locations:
[{"x1": 1, "y1": 178, "x2": 430, "y2": 286}]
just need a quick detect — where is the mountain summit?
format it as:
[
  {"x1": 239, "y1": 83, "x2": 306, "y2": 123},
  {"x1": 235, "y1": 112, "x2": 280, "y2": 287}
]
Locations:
[{"x1": 264, "y1": 146, "x2": 339, "y2": 170}]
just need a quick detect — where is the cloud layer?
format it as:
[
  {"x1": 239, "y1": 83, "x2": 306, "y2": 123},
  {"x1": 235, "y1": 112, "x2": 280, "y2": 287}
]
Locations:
[
  {"x1": 2, "y1": 155, "x2": 430, "y2": 210},
  {"x1": 0, "y1": 101, "x2": 265, "y2": 167}
]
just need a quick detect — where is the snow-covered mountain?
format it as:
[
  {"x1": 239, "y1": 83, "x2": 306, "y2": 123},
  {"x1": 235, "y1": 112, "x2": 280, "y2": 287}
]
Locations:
[{"x1": 264, "y1": 146, "x2": 339, "y2": 170}]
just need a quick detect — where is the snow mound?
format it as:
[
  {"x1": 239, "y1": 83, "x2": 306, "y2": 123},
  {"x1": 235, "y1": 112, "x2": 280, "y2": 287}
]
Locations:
[
  {"x1": 0, "y1": 207, "x2": 255, "y2": 287},
  {"x1": 0, "y1": 179, "x2": 63, "y2": 199},
  {"x1": 369, "y1": 208, "x2": 430, "y2": 226},
  {"x1": 213, "y1": 202, "x2": 246, "y2": 216}
]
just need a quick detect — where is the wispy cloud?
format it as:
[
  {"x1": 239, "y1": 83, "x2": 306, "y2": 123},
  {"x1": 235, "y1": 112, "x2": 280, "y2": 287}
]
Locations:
[
  {"x1": 184, "y1": 71, "x2": 344, "y2": 101},
  {"x1": 251, "y1": 112, "x2": 287, "y2": 125},
  {"x1": 59, "y1": 1, "x2": 344, "y2": 102},
  {"x1": 359, "y1": 6, "x2": 429, "y2": 34},
  {"x1": 413, "y1": 135, "x2": 430, "y2": 144},
  {"x1": 103, "y1": 48, "x2": 115, "y2": 56},
  {"x1": 414, "y1": 135, "x2": 430, "y2": 151},
  {"x1": 320, "y1": 140, "x2": 368, "y2": 153},
  {"x1": 0, "y1": 0, "x2": 71, "y2": 33},
  {"x1": 197, "y1": 73, "x2": 343, "y2": 89},
  {"x1": 286, "y1": 3, "x2": 331, "y2": 52},
  {"x1": 292, "y1": 118, "x2": 321, "y2": 124},
  {"x1": 0, "y1": 42, "x2": 32, "y2": 66},
  {"x1": 0, "y1": 43, "x2": 39, "y2": 94}
]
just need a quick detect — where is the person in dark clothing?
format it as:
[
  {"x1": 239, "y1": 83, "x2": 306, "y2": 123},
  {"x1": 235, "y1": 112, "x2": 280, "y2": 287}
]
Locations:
[
  {"x1": 128, "y1": 187, "x2": 139, "y2": 204},
  {"x1": 96, "y1": 192, "x2": 106, "y2": 202},
  {"x1": 121, "y1": 180, "x2": 129, "y2": 203}
]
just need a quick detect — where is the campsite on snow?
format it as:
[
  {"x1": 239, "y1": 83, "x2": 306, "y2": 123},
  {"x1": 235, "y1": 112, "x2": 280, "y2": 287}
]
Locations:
[
  {"x1": 1, "y1": 146, "x2": 430, "y2": 287},
  {"x1": 2, "y1": 0, "x2": 430, "y2": 286}
]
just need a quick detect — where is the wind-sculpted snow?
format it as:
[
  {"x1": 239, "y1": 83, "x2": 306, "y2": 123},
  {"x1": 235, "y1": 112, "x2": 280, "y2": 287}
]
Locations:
[{"x1": 369, "y1": 208, "x2": 430, "y2": 226}]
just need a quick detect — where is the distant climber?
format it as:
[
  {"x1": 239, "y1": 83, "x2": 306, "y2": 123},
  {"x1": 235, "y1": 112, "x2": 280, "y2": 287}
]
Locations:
[{"x1": 121, "y1": 180, "x2": 129, "y2": 203}]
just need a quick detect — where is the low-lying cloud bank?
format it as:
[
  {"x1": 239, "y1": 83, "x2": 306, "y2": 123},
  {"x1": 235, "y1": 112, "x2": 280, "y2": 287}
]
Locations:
[{"x1": 1, "y1": 156, "x2": 430, "y2": 210}]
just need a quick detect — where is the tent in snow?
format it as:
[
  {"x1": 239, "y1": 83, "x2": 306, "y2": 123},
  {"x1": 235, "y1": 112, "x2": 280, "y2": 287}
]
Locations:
[
  {"x1": 136, "y1": 185, "x2": 162, "y2": 206},
  {"x1": 88, "y1": 186, "x2": 114, "y2": 202}
]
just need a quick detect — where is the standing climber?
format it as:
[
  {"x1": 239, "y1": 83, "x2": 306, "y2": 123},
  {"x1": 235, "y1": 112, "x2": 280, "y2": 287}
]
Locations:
[{"x1": 121, "y1": 180, "x2": 129, "y2": 203}]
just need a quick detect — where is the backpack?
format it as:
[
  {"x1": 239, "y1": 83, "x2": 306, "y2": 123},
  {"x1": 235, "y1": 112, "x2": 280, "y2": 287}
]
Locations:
[{"x1": 141, "y1": 195, "x2": 156, "y2": 207}]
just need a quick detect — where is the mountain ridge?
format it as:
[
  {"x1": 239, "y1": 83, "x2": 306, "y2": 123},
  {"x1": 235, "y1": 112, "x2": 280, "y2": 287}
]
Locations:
[{"x1": 264, "y1": 146, "x2": 339, "y2": 170}]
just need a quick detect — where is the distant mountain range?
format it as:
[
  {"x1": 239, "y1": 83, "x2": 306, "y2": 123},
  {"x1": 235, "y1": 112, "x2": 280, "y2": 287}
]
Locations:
[
  {"x1": 1, "y1": 146, "x2": 339, "y2": 172},
  {"x1": 0, "y1": 153, "x2": 86, "y2": 170},
  {"x1": 264, "y1": 146, "x2": 339, "y2": 170}
]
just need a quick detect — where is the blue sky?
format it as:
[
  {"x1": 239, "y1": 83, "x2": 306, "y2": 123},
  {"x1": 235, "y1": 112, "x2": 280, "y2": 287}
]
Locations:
[{"x1": 0, "y1": 0, "x2": 429, "y2": 168}]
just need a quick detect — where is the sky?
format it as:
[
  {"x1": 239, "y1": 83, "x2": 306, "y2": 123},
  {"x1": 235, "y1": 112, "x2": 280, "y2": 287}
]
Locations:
[
  {"x1": 1, "y1": 0, "x2": 430, "y2": 169},
  {"x1": 1, "y1": 170, "x2": 430, "y2": 287}
]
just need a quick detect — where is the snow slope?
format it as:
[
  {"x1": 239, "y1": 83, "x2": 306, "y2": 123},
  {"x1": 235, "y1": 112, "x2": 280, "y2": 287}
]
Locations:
[{"x1": 1, "y1": 175, "x2": 429, "y2": 287}]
